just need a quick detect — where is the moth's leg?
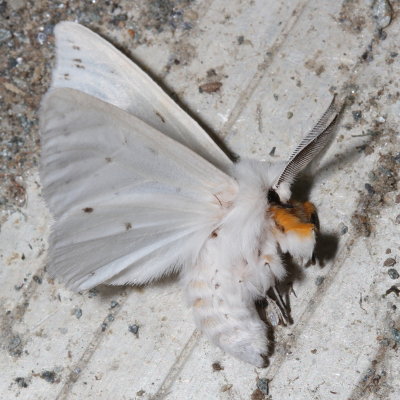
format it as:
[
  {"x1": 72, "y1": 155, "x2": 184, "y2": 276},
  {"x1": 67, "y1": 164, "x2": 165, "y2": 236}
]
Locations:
[
  {"x1": 183, "y1": 252, "x2": 270, "y2": 367},
  {"x1": 259, "y1": 240, "x2": 291, "y2": 325},
  {"x1": 265, "y1": 290, "x2": 289, "y2": 326}
]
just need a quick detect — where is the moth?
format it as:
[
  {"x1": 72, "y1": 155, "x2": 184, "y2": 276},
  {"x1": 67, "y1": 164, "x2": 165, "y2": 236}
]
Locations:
[{"x1": 40, "y1": 22, "x2": 340, "y2": 367}]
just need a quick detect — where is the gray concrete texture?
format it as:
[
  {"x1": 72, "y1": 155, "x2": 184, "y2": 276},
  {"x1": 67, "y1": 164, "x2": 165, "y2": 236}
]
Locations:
[{"x1": 0, "y1": 0, "x2": 399, "y2": 399}]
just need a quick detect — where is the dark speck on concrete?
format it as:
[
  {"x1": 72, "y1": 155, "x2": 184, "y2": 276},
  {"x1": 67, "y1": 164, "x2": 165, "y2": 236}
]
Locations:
[
  {"x1": 383, "y1": 258, "x2": 396, "y2": 267},
  {"x1": 338, "y1": 222, "x2": 349, "y2": 235},
  {"x1": 107, "y1": 314, "x2": 114, "y2": 322},
  {"x1": 315, "y1": 276, "x2": 325, "y2": 286},
  {"x1": 392, "y1": 327, "x2": 400, "y2": 344},
  {"x1": 256, "y1": 378, "x2": 269, "y2": 395},
  {"x1": 14, "y1": 377, "x2": 29, "y2": 388},
  {"x1": 212, "y1": 362, "x2": 224, "y2": 371},
  {"x1": 388, "y1": 269, "x2": 399, "y2": 279},
  {"x1": 129, "y1": 324, "x2": 139, "y2": 335},
  {"x1": 364, "y1": 183, "x2": 375, "y2": 195},
  {"x1": 352, "y1": 110, "x2": 362, "y2": 121},
  {"x1": 110, "y1": 300, "x2": 119, "y2": 308},
  {"x1": 40, "y1": 370, "x2": 56, "y2": 384}
]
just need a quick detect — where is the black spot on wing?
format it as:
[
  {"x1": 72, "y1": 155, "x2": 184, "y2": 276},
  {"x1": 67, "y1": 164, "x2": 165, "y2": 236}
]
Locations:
[
  {"x1": 73, "y1": 58, "x2": 82, "y2": 62},
  {"x1": 72, "y1": 45, "x2": 80, "y2": 50},
  {"x1": 105, "y1": 157, "x2": 112, "y2": 163},
  {"x1": 125, "y1": 222, "x2": 132, "y2": 231},
  {"x1": 83, "y1": 207, "x2": 94, "y2": 213},
  {"x1": 155, "y1": 111, "x2": 166, "y2": 123}
]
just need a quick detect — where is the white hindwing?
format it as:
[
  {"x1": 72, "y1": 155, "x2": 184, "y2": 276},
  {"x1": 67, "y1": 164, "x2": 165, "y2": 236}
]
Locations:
[
  {"x1": 52, "y1": 21, "x2": 232, "y2": 173},
  {"x1": 40, "y1": 88, "x2": 237, "y2": 291}
]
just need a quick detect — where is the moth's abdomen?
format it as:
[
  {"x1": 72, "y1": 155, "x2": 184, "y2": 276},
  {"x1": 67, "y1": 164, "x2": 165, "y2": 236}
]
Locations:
[{"x1": 183, "y1": 248, "x2": 270, "y2": 367}]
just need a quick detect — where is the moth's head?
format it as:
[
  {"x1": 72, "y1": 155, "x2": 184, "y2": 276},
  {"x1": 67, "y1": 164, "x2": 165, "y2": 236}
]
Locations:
[
  {"x1": 266, "y1": 95, "x2": 340, "y2": 264},
  {"x1": 268, "y1": 194, "x2": 319, "y2": 265},
  {"x1": 268, "y1": 188, "x2": 319, "y2": 231}
]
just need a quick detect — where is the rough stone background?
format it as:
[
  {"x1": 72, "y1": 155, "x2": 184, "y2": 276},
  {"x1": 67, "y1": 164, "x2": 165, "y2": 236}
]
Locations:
[{"x1": 0, "y1": 0, "x2": 399, "y2": 399}]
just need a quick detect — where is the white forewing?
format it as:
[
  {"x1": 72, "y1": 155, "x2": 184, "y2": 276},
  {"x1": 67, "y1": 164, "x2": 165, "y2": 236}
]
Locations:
[
  {"x1": 52, "y1": 21, "x2": 232, "y2": 173},
  {"x1": 40, "y1": 88, "x2": 237, "y2": 291}
]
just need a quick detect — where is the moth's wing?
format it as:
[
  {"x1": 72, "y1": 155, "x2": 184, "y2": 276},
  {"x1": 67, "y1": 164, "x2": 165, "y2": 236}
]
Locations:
[
  {"x1": 52, "y1": 21, "x2": 232, "y2": 173},
  {"x1": 40, "y1": 88, "x2": 237, "y2": 291}
]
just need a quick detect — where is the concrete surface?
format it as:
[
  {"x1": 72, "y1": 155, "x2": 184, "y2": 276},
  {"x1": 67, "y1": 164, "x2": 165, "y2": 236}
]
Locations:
[{"x1": 1, "y1": 0, "x2": 399, "y2": 399}]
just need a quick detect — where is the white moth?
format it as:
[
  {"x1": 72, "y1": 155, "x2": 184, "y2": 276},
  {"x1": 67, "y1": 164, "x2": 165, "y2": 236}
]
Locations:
[{"x1": 40, "y1": 22, "x2": 340, "y2": 367}]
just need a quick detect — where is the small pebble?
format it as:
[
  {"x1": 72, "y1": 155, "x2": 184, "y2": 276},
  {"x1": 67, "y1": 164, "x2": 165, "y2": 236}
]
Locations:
[
  {"x1": 212, "y1": 362, "x2": 224, "y2": 371},
  {"x1": 352, "y1": 110, "x2": 362, "y2": 121},
  {"x1": 372, "y1": 0, "x2": 393, "y2": 29},
  {"x1": 74, "y1": 308, "x2": 82, "y2": 319},
  {"x1": 315, "y1": 276, "x2": 325, "y2": 286},
  {"x1": 256, "y1": 378, "x2": 269, "y2": 395},
  {"x1": 36, "y1": 32, "x2": 47, "y2": 45},
  {"x1": 392, "y1": 327, "x2": 400, "y2": 344},
  {"x1": 107, "y1": 314, "x2": 114, "y2": 322},
  {"x1": 364, "y1": 183, "x2": 375, "y2": 195},
  {"x1": 338, "y1": 222, "x2": 348, "y2": 235},
  {"x1": 129, "y1": 324, "x2": 139, "y2": 335},
  {"x1": 40, "y1": 370, "x2": 56, "y2": 383},
  {"x1": 199, "y1": 82, "x2": 222, "y2": 93},
  {"x1": 396, "y1": 215, "x2": 400, "y2": 224},
  {"x1": 110, "y1": 300, "x2": 119, "y2": 308},
  {"x1": 383, "y1": 258, "x2": 396, "y2": 267},
  {"x1": 388, "y1": 269, "x2": 399, "y2": 279},
  {"x1": 15, "y1": 377, "x2": 29, "y2": 388}
]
